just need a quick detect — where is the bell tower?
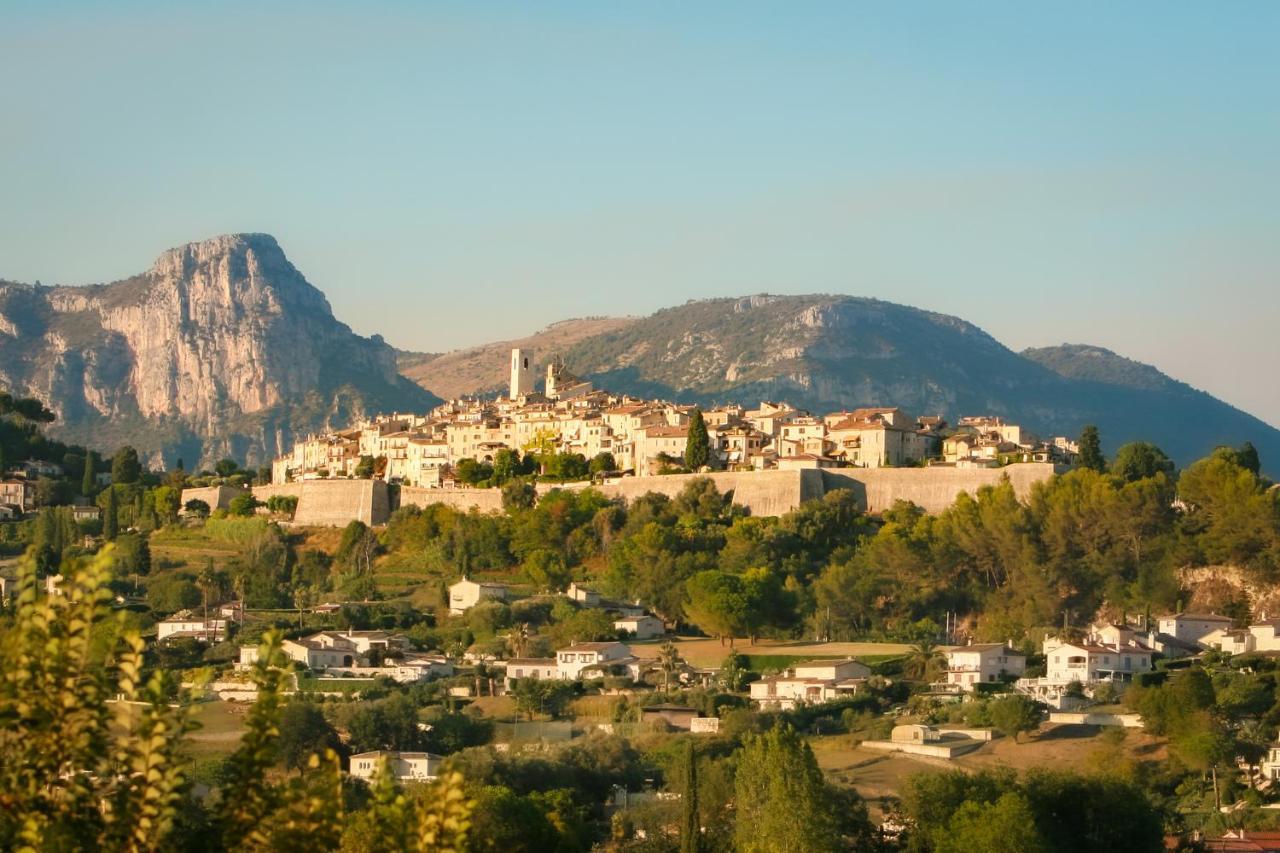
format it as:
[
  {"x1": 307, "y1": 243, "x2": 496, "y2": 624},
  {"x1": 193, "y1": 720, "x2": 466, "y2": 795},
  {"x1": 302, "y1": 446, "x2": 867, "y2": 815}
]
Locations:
[{"x1": 509, "y1": 348, "x2": 534, "y2": 399}]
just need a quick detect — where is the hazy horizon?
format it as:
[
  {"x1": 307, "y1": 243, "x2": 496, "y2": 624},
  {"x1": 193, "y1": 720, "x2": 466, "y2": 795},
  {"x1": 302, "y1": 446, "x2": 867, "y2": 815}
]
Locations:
[{"x1": 3, "y1": 2, "x2": 1277, "y2": 426}]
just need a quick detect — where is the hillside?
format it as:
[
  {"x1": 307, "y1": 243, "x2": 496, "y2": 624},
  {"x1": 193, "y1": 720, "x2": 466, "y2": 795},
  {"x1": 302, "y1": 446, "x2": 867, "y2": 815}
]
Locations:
[
  {"x1": 398, "y1": 316, "x2": 636, "y2": 399},
  {"x1": 0, "y1": 234, "x2": 438, "y2": 468},
  {"x1": 406, "y1": 295, "x2": 1279, "y2": 470}
]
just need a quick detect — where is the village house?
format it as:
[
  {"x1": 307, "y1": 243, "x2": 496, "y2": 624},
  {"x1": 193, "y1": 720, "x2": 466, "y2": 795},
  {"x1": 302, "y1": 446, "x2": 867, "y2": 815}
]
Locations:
[
  {"x1": 349, "y1": 751, "x2": 443, "y2": 783},
  {"x1": 556, "y1": 641, "x2": 637, "y2": 680},
  {"x1": 0, "y1": 479, "x2": 36, "y2": 513},
  {"x1": 448, "y1": 578, "x2": 508, "y2": 615},
  {"x1": 1158, "y1": 612, "x2": 1234, "y2": 646},
  {"x1": 1250, "y1": 619, "x2": 1280, "y2": 653},
  {"x1": 942, "y1": 644, "x2": 1027, "y2": 692},
  {"x1": 242, "y1": 629, "x2": 409, "y2": 670},
  {"x1": 749, "y1": 659, "x2": 871, "y2": 710},
  {"x1": 614, "y1": 614, "x2": 665, "y2": 640},
  {"x1": 503, "y1": 657, "x2": 559, "y2": 689},
  {"x1": 157, "y1": 616, "x2": 228, "y2": 643},
  {"x1": 1200, "y1": 626, "x2": 1255, "y2": 655}
]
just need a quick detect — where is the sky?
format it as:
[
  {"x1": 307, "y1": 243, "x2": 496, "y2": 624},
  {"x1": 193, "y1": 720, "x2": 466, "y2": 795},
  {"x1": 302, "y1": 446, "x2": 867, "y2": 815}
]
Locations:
[{"x1": 3, "y1": 2, "x2": 1278, "y2": 426}]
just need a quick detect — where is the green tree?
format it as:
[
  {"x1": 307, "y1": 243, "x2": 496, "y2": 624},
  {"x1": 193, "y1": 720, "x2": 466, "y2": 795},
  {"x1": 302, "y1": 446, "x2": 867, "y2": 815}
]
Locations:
[
  {"x1": 214, "y1": 457, "x2": 239, "y2": 478},
  {"x1": 184, "y1": 497, "x2": 211, "y2": 518},
  {"x1": 510, "y1": 678, "x2": 575, "y2": 720},
  {"x1": 680, "y1": 740, "x2": 701, "y2": 853},
  {"x1": 1110, "y1": 442, "x2": 1174, "y2": 483},
  {"x1": 734, "y1": 725, "x2": 849, "y2": 853},
  {"x1": 684, "y1": 409, "x2": 711, "y2": 471},
  {"x1": 523, "y1": 548, "x2": 570, "y2": 592},
  {"x1": 81, "y1": 451, "x2": 97, "y2": 497},
  {"x1": 1078, "y1": 425, "x2": 1105, "y2": 472},
  {"x1": 501, "y1": 480, "x2": 537, "y2": 512},
  {"x1": 589, "y1": 452, "x2": 617, "y2": 475},
  {"x1": 934, "y1": 791, "x2": 1048, "y2": 853},
  {"x1": 104, "y1": 486, "x2": 119, "y2": 540},
  {"x1": 989, "y1": 694, "x2": 1042, "y2": 743},
  {"x1": 684, "y1": 570, "x2": 749, "y2": 647},
  {"x1": 355, "y1": 455, "x2": 376, "y2": 479},
  {"x1": 277, "y1": 701, "x2": 343, "y2": 773},
  {"x1": 147, "y1": 572, "x2": 200, "y2": 614},
  {"x1": 229, "y1": 493, "x2": 261, "y2": 517},
  {"x1": 904, "y1": 639, "x2": 946, "y2": 682},
  {"x1": 657, "y1": 640, "x2": 684, "y2": 693},
  {"x1": 111, "y1": 445, "x2": 142, "y2": 484}
]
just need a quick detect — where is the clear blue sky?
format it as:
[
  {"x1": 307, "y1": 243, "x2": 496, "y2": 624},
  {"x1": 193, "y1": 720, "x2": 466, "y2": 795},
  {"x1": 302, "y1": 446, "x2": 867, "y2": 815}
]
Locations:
[{"x1": 3, "y1": 2, "x2": 1278, "y2": 426}]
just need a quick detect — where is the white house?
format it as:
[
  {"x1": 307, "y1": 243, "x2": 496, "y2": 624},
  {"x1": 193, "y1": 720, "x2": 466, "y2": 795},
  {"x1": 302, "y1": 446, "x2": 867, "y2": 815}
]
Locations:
[
  {"x1": 349, "y1": 751, "x2": 442, "y2": 783},
  {"x1": 614, "y1": 615, "x2": 665, "y2": 640},
  {"x1": 566, "y1": 582, "x2": 603, "y2": 607},
  {"x1": 272, "y1": 630, "x2": 409, "y2": 670},
  {"x1": 157, "y1": 617, "x2": 228, "y2": 643},
  {"x1": 1262, "y1": 734, "x2": 1280, "y2": 782},
  {"x1": 943, "y1": 644, "x2": 1027, "y2": 692},
  {"x1": 556, "y1": 642, "x2": 636, "y2": 680},
  {"x1": 749, "y1": 659, "x2": 871, "y2": 710},
  {"x1": 449, "y1": 578, "x2": 508, "y2": 615},
  {"x1": 1201, "y1": 627, "x2": 1255, "y2": 655},
  {"x1": 1250, "y1": 619, "x2": 1280, "y2": 652},
  {"x1": 503, "y1": 657, "x2": 559, "y2": 688},
  {"x1": 1157, "y1": 613, "x2": 1234, "y2": 646},
  {"x1": 1042, "y1": 639, "x2": 1153, "y2": 683}
]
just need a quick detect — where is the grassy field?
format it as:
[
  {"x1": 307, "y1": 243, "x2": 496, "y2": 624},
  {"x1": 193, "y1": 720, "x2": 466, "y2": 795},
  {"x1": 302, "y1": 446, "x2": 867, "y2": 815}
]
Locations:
[
  {"x1": 149, "y1": 525, "x2": 244, "y2": 573},
  {"x1": 629, "y1": 637, "x2": 913, "y2": 668}
]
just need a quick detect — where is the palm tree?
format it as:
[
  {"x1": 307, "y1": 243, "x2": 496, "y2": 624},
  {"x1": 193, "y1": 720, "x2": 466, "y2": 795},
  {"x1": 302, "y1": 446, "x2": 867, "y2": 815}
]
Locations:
[
  {"x1": 196, "y1": 560, "x2": 218, "y2": 643},
  {"x1": 904, "y1": 639, "x2": 946, "y2": 682},
  {"x1": 509, "y1": 623, "x2": 531, "y2": 659},
  {"x1": 658, "y1": 641, "x2": 684, "y2": 694}
]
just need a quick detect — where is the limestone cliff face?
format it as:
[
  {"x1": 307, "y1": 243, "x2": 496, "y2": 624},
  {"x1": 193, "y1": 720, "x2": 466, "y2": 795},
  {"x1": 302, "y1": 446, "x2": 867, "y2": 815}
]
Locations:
[{"x1": 0, "y1": 234, "x2": 437, "y2": 467}]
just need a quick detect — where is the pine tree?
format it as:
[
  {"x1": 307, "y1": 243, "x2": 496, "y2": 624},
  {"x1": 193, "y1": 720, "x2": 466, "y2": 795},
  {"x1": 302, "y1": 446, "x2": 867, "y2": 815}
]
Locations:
[
  {"x1": 81, "y1": 451, "x2": 96, "y2": 497},
  {"x1": 1078, "y1": 425, "x2": 1105, "y2": 472},
  {"x1": 680, "y1": 741, "x2": 701, "y2": 853},
  {"x1": 104, "y1": 487, "x2": 119, "y2": 541},
  {"x1": 684, "y1": 409, "x2": 710, "y2": 471}
]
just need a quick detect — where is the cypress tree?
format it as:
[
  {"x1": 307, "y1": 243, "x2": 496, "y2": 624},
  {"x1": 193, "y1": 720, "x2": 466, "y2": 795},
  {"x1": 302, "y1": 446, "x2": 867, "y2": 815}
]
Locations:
[
  {"x1": 81, "y1": 452, "x2": 96, "y2": 497},
  {"x1": 680, "y1": 740, "x2": 701, "y2": 853},
  {"x1": 1078, "y1": 425, "x2": 1105, "y2": 472},
  {"x1": 685, "y1": 409, "x2": 710, "y2": 471},
  {"x1": 104, "y1": 487, "x2": 119, "y2": 541}
]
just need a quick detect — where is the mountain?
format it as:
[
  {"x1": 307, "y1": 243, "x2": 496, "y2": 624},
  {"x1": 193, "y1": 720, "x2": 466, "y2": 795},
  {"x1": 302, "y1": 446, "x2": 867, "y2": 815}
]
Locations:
[
  {"x1": 0, "y1": 234, "x2": 438, "y2": 468},
  {"x1": 398, "y1": 316, "x2": 636, "y2": 400},
  {"x1": 404, "y1": 294, "x2": 1280, "y2": 470}
]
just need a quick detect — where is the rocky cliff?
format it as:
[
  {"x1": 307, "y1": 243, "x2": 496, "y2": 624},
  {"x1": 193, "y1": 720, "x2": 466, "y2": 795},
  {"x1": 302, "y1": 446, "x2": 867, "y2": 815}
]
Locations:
[{"x1": 0, "y1": 234, "x2": 437, "y2": 467}]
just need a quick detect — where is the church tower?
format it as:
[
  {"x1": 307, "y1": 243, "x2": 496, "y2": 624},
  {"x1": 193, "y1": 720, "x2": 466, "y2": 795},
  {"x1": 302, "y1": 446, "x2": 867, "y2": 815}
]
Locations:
[{"x1": 509, "y1": 348, "x2": 534, "y2": 399}]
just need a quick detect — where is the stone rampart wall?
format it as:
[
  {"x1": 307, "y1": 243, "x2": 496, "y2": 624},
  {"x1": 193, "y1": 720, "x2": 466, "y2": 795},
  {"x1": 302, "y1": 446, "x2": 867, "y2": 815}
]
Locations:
[
  {"x1": 399, "y1": 486, "x2": 506, "y2": 515},
  {"x1": 822, "y1": 463, "x2": 1060, "y2": 514},
  {"x1": 260, "y1": 464, "x2": 1061, "y2": 526},
  {"x1": 180, "y1": 485, "x2": 248, "y2": 511},
  {"x1": 252, "y1": 480, "x2": 388, "y2": 527}
]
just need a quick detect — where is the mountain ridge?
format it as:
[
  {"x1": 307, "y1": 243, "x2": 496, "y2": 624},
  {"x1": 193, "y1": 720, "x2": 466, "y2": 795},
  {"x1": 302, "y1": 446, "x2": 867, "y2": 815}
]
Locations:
[
  {"x1": 0, "y1": 233, "x2": 438, "y2": 468},
  {"x1": 404, "y1": 294, "x2": 1279, "y2": 470}
]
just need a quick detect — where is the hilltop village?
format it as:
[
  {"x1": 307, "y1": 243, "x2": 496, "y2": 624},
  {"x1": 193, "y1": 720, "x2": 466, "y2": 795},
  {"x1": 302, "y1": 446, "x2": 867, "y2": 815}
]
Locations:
[{"x1": 271, "y1": 348, "x2": 1080, "y2": 488}]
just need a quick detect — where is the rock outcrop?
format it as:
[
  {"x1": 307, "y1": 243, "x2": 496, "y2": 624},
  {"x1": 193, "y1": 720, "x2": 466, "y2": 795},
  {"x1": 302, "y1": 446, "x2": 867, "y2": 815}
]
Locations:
[{"x1": 0, "y1": 234, "x2": 437, "y2": 467}]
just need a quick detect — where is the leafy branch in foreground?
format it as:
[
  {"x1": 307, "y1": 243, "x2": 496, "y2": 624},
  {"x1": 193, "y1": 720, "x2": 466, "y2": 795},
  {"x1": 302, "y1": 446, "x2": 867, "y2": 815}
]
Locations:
[{"x1": 0, "y1": 547, "x2": 473, "y2": 853}]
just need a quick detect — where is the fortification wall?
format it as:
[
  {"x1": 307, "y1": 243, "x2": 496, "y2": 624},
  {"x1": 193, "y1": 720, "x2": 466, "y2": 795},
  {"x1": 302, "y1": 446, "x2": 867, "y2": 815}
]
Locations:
[
  {"x1": 181, "y1": 485, "x2": 248, "y2": 511},
  {"x1": 586, "y1": 469, "x2": 820, "y2": 517},
  {"x1": 251, "y1": 484, "x2": 302, "y2": 502},
  {"x1": 823, "y1": 463, "x2": 1060, "y2": 514},
  {"x1": 252, "y1": 480, "x2": 389, "y2": 527},
  {"x1": 261, "y1": 463, "x2": 1061, "y2": 525},
  {"x1": 399, "y1": 486, "x2": 506, "y2": 515}
]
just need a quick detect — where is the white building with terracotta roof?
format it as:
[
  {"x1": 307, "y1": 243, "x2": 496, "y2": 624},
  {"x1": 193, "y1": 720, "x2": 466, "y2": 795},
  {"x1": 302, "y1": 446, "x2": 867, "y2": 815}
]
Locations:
[{"x1": 942, "y1": 644, "x2": 1027, "y2": 692}]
